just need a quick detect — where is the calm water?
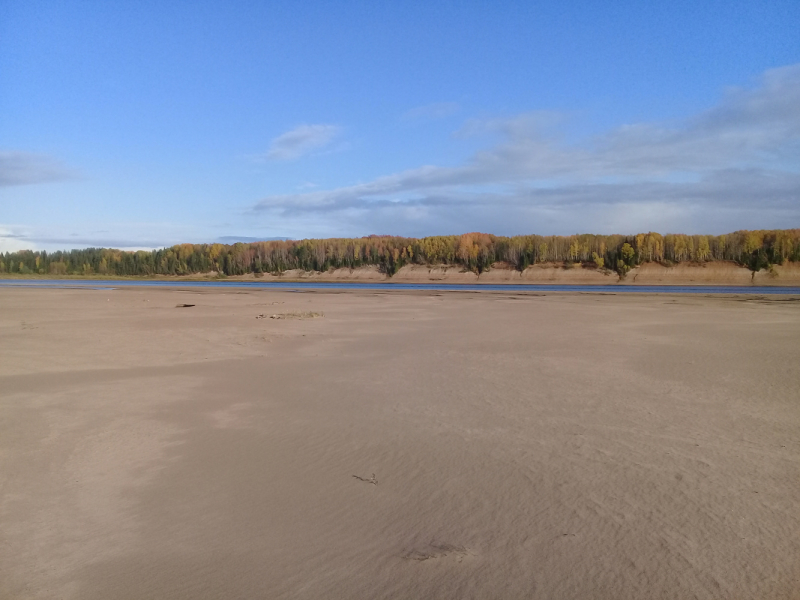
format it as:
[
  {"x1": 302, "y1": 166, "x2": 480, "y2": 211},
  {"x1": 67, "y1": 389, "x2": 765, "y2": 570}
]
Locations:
[{"x1": 2, "y1": 279, "x2": 800, "y2": 294}]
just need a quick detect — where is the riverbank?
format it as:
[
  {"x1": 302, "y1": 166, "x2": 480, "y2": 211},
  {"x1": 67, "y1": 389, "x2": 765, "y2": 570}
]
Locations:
[{"x1": 3, "y1": 260, "x2": 800, "y2": 286}]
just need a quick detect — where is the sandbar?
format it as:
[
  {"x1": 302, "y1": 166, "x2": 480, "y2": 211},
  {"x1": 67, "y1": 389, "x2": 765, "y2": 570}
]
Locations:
[{"x1": 1, "y1": 287, "x2": 798, "y2": 599}]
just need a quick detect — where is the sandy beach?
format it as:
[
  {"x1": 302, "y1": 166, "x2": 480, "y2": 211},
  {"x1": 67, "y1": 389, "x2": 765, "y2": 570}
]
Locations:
[{"x1": 1, "y1": 286, "x2": 798, "y2": 599}]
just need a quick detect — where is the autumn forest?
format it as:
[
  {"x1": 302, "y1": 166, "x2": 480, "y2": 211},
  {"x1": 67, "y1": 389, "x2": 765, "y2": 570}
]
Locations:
[{"x1": 2, "y1": 229, "x2": 799, "y2": 278}]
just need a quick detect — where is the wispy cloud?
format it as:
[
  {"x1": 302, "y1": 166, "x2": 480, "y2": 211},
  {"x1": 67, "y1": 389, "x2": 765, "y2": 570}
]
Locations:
[
  {"x1": 264, "y1": 124, "x2": 341, "y2": 160},
  {"x1": 252, "y1": 64, "x2": 800, "y2": 234},
  {"x1": 1, "y1": 222, "x2": 199, "y2": 251},
  {"x1": 402, "y1": 102, "x2": 460, "y2": 121},
  {"x1": 2, "y1": 224, "x2": 299, "y2": 251},
  {"x1": 0, "y1": 151, "x2": 77, "y2": 187},
  {"x1": 26, "y1": 235, "x2": 169, "y2": 249},
  {"x1": 0, "y1": 226, "x2": 32, "y2": 252}
]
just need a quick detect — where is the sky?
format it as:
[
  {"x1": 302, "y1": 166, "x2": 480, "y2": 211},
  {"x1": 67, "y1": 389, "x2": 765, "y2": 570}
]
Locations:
[{"x1": 1, "y1": 0, "x2": 799, "y2": 251}]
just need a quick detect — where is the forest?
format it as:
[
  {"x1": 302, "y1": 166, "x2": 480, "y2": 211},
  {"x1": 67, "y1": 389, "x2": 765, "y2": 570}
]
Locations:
[{"x1": 1, "y1": 229, "x2": 798, "y2": 278}]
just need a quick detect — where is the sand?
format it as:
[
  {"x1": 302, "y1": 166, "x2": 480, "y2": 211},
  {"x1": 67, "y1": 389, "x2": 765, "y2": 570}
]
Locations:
[{"x1": 1, "y1": 286, "x2": 799, "y2": 599}]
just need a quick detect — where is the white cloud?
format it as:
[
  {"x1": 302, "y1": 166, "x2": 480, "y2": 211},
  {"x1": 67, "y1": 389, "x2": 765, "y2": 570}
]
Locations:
[
  {"x1": 0, "y1": 151, "x2": 76, "y2": 187},
  {"x1": 264, "y1": 124, "x2": 341, "y2": 160},
  {"x1": 252, "y1": 64, "x2": 800, "y2": 234}
]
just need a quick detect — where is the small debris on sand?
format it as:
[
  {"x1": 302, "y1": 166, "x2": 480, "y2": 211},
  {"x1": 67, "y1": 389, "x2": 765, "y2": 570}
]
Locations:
[
  {"x1": 175, "y1": 304, "x2": 196, "y2": 308},
  {"x1": 353, "y1": 473, "x2": 378, "y2": 485}
]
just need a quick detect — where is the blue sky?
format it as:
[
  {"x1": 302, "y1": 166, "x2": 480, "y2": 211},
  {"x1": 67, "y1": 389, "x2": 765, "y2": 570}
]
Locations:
[{"x1": 1, "y1": 0, "x2": 799, "y2": 251}]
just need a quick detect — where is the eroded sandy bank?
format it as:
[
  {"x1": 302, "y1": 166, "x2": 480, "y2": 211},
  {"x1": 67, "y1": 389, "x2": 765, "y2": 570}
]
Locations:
[{"x1": 216, "y1": 260, "x2": 800, "y2": 286}]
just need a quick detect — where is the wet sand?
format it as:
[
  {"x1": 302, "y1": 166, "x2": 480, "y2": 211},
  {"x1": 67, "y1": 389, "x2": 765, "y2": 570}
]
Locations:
[{"x1": 1, "y1": 287, "x2": 799, "y2": 599}]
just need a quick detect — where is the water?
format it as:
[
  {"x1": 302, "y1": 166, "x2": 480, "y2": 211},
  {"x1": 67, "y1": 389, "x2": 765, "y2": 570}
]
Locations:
[{"x1": 1, "y1": 279, "x2": 799, "y2": 294}]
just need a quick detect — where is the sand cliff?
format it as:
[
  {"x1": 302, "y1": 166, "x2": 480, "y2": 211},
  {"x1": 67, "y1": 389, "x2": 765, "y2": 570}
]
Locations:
[{"x1": 225, "y1": 260, "x2": 800, "y2": 285}]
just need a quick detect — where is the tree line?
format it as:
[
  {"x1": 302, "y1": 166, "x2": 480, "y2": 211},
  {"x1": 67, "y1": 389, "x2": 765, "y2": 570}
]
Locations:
[{"x1": 2, "y1": 229, "x2": 798, "y2": 278}]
